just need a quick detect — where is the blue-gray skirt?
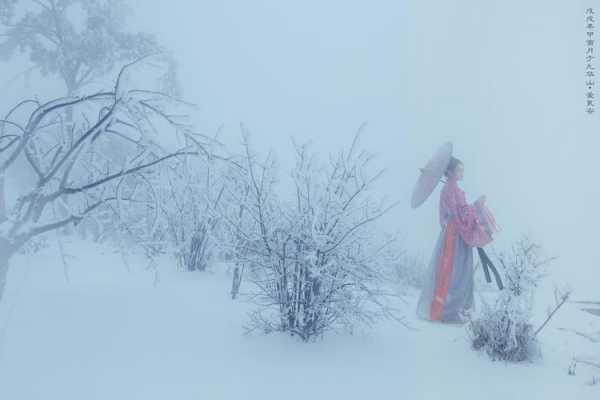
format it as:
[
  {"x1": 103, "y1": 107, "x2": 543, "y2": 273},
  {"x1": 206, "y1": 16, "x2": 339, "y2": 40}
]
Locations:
[{"x1": 416, "y1": 218, "x2": 475, "y2": 323}]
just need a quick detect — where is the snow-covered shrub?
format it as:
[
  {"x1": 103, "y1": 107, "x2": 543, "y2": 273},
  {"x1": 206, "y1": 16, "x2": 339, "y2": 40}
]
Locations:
[
  {"x1": 392, "y1": 252, "x2": 425, "y2": 289},
  {"x1": 156, "y1": 154, "x2": 223, "y2": 272},
  {"x1": 467, "y1": 235, "x2": 553, "y2": 362},
  {"x1": 468, "y1": 298, "x2": 539, "y2": 362},
  {"x1": 216, "y1": 126, "x2": 403, "y2": 341}
]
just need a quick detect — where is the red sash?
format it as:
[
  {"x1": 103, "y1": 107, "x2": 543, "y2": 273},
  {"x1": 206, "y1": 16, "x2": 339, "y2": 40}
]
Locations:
[{"x1": 430, "y1": 218, "x2": 457, "y2": 321}]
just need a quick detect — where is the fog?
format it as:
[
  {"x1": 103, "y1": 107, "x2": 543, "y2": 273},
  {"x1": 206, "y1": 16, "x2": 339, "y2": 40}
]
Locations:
[
  {"x1": 124, "y1": 0, "x2": 598, "y2": 295},
  {"x1": 2, "y1": 0, "x2": 598, "y2": 293}
]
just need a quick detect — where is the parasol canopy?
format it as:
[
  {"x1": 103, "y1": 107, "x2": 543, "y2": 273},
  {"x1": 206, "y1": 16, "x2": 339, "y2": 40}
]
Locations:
[{"x1": 410, "y1": 141, "x2": 453, "y2": 209}]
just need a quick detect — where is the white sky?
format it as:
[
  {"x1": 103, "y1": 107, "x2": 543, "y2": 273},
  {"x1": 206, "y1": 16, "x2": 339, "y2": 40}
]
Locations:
[
  {"x1": 129, "y1": 0, "x2": 599, "y2": 295},
  {"x1": 2, "y1": 0, "x2": 599, "y2": 296}
]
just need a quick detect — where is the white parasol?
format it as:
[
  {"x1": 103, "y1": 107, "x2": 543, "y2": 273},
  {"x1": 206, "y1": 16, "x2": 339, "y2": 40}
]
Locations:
[{"x1": 410, "y1": 141, "x2": 453, "y2": 209}]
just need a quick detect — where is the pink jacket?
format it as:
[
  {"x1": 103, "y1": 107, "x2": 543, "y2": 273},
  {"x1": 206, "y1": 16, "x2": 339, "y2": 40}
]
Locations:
[{"x1": 439, "y1": 180, "x2": 495, "y2": 247}]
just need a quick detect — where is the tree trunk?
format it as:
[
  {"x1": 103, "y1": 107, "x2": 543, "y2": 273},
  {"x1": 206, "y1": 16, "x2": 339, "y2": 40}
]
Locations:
[
  {"x1": 231, "y1": 263, "x2": 244, "y2": 299},
  {"x1": 0, "y1": 173, "x2": 6, "y2": 223},
  {"x1": 0, "y1": 237, "x2": 14, "y2": 304},
  {"x1": 0, "y1": 173, "x2": 10, "y2": 303}
]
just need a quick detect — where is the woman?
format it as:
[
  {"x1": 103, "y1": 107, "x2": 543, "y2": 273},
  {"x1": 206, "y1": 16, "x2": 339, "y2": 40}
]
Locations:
[{"x1": 416, "y1": 156, "x2": 494, "y2": 323}]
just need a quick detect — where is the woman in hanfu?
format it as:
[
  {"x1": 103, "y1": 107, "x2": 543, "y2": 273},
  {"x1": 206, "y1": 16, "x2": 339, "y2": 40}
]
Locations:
[{"x1": 416, "y1": 156, "x2": 496, "y2": 323}]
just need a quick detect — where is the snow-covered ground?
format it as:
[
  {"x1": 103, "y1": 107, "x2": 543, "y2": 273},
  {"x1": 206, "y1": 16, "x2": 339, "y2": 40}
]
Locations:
[{"x1": 0, "y1": 240, "x2": 598, "y2": 400}]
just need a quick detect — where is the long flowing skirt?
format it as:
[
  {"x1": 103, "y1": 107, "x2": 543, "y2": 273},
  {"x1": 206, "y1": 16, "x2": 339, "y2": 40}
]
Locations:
[{"x1": 416, "y1": 218, "x2": 475, "y2": 323}]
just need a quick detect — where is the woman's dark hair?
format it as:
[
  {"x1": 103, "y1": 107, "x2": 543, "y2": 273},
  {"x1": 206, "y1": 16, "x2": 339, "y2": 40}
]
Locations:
[{"x1": 444, "y1": 156, "x2": 463, "y2": 178}]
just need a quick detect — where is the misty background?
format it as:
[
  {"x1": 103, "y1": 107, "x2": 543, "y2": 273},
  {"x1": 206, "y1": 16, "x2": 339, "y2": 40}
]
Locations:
[{"x1": 2, "y1": 0, "x2": 598, "y2": 295}]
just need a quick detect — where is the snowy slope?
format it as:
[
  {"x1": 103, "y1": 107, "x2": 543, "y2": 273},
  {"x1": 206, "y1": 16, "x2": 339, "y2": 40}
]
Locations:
[{"x1": 0, "y1": 241, "x2": 598, "y2": 400}]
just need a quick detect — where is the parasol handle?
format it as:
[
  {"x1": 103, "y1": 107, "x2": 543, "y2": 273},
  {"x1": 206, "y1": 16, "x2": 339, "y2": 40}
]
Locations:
[{"x1": 419, "y1": 167, "x2": 447, "y2": 185}]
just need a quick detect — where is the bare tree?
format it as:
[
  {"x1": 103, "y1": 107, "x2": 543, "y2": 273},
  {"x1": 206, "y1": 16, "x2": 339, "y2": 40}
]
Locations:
[
  {"x1": 0, "y1": 58, "x2": 208, "y2": 302},
  {"x1": 0, "y1": 0, "x2": 181, "y2": 242},
  {"x1": 0, "y1": 0, "x2": 178, "y2": 97}
]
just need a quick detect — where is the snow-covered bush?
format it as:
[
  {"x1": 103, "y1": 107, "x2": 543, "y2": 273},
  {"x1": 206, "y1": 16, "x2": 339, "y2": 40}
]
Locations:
[
  {"x1": 156, "y1": 153, "x2": 223, "y2": 272},
  {"x1": 392, "y1": 252, "x2": 425, "y2": 289},
  {"x1": 468, "y1": 297, "x2": 539, "y2": 362},
  {"x1": 466, "y1": 235, "x2": 557, "y2": 362},
  {"x1": 216, "y1": 125, "x2": 403, "y2": 341}
]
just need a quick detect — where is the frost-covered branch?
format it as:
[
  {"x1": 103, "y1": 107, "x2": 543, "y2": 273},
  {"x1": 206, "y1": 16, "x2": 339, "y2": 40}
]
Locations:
[
  {"x1": 0, "y1": 58, "x2": 212, "y2": 302},
  {"x1": 217, "y1": 125, "x2": 403, "y2": 341}
]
